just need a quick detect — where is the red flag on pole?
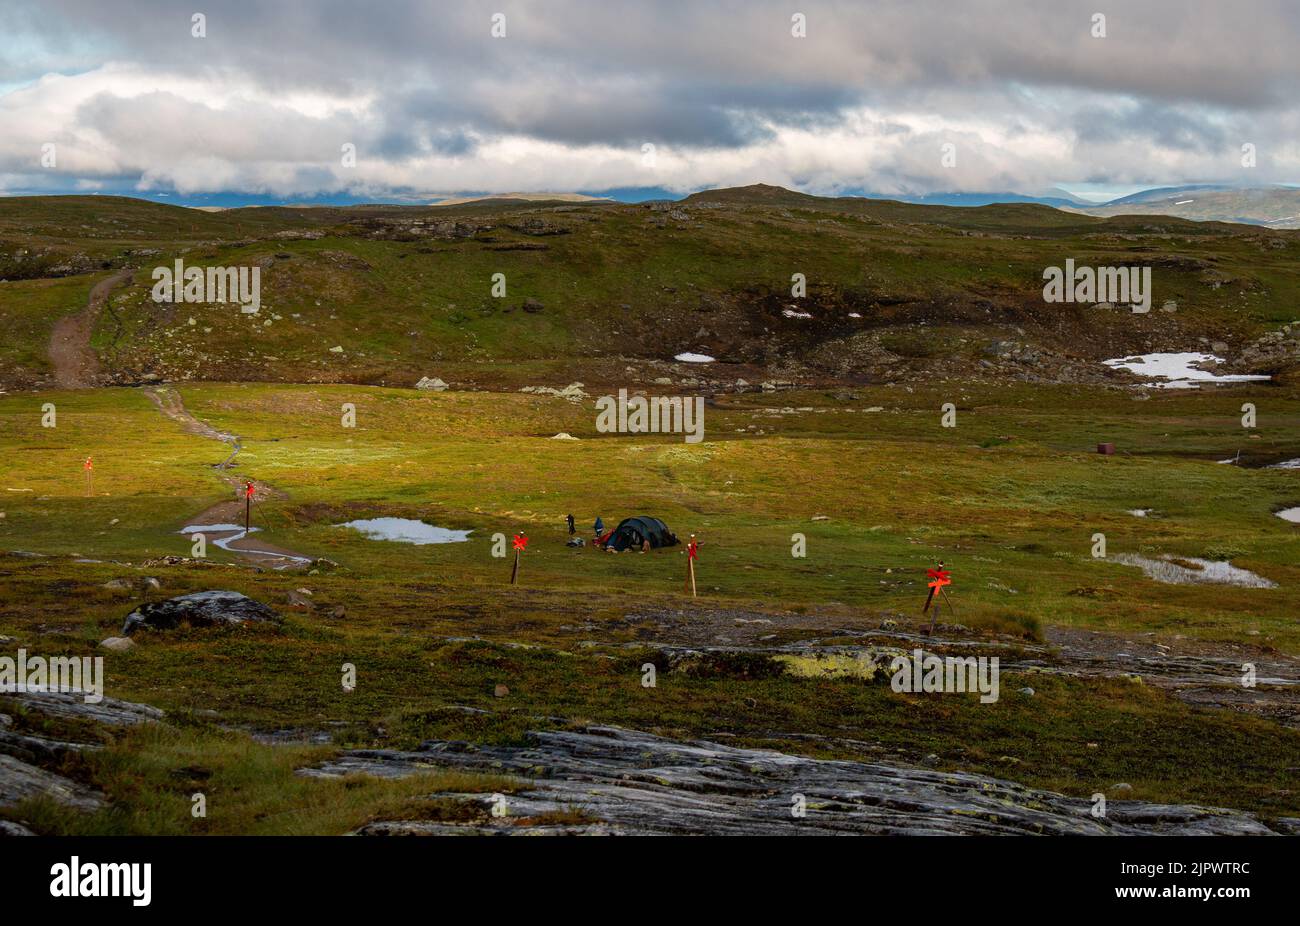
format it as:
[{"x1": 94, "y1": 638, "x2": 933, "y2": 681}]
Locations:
[
  {"x1": 510, "y1": 533, "x2": 527, "y2": 584},
  {"x1": 684, "y1": 534, "x2": 698, "y2": 597},
  {"x1": 923, "y1": 562, "x2": 954, "y2": 632},
  {"x1": 926, "y1": 567, "x2": 951, "y2": 589}
]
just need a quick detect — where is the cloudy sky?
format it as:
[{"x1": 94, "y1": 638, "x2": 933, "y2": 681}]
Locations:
[{"x1": 1, "y1": 0, "x2": 1296, "y2": 203}]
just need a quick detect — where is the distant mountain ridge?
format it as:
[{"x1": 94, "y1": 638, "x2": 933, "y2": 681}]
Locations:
[
  {"x1": 431, "y1": 192, "x2": 615, "y2": 206},
  {"x1": 682, "y1": 182, "x2": 1300, "y2": 228},
  {"x1": 1063, "y1": 185, "x2": 1300, "y2": 228}
]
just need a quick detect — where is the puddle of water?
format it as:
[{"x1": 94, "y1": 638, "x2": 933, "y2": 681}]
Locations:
[
  {"x1": 178, "y1": 523, "x2": 313, "y2": 565},
  {"x1": 1276, "y1": 508, "x2": 1300, "y2": 523},
  {"x1": 337, "y1": 517, "x2": 471, "y2": 545},
  {"x1": 1268, "y1": 459, "x2": 1300, "y2": 469},
  {"x1": 1102, "y1": 352, "x2": 1271, "y2": 389},
  {"x1": 1113, "y1": 553, "x2": 1276, "y2": 588},
  {"x1": 1128, "y1": 509, "x2": 1151, "y2": 517},
  {"x1": 674, "y1": 352, "x2": 715, "y2": 363},
  {"x1": 180, "y1": 523, "x2": 260, "y2": 556}
]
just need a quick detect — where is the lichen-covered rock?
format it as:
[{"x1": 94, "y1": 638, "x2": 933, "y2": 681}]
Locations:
[
  {"x1": 0, "y1": 689, "x2": 163, "y2": 727},
  {"x1": 0, "y1": 754, "x2": 104, "y2": 812},
  {"x1": 122, "y1": 590, "x2": 280, "y2": 635},
  {"x1": 304, "y1": 726, "x2": 1284, "y2": 836}
]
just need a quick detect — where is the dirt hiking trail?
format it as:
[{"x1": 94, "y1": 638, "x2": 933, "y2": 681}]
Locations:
[
  {"x1": 49, "y1": 270, "x2": 133, "y2": 389},
  {"x1": 144, "y1": 385, "x2": 314, "y2": 569}
]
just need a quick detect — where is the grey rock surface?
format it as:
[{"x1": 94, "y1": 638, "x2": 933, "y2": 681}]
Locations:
[
  {"x1": 0, "y1": 689, "x2": 163, "y2": 726},
  {"x1": 0, "y1": 727, "x2": 100, "y2": 764},
  {"x1": 122, "y1": 590, "x2": 280, "y2": 635},
  {"x1": 304, "y1": 725, "x2": 1282, "y2": 836},
  {"x1": 0, "y1": 754, "x2": 104, "y2": 812}
]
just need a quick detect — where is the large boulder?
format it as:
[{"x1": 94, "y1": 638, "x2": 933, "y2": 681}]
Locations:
[{"x1": 122, "y1": 590, "x2": 281, "y2": 636}]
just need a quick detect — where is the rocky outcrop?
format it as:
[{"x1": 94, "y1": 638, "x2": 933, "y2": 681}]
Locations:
[
  {"x1": 519, "y1": 382, "x2": 587, "y2": 403},
  {"x1": 102, "y1": 576, "x2": 162, "y2": 597},
  {"x1": 0, "y1": 689, "x2": 163, "y2": 727},
  {"x1": 0, "y1": 690, "x2": 165, "y2": 824},
  {"x1": 0, "y1": 754, "x2": 104, "y2": 812},
  {"x1": 122, "y1": 590, "x2": 281, "y2": 635},
  {"x1": 1231, "y1": 323, "x2": 1300, "y2": 375},
  {"x1": 0, "y1": 727, "x2": 100, "y2": 764},
  {"x1": 304, "y1": 725, "x2": 1286, "y2": 836}
]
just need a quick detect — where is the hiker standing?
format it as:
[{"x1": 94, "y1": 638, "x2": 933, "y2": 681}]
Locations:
[{"x1": 566, "y1": 513, "x2": 575, "y2": 535}]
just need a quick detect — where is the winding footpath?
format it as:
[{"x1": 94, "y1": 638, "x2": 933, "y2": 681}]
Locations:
[
  {"x1": 143, "y1": 386, "x2": 313, "y2": 569},
  {"x1": 45, "y1": 274, "x2": 312, "y2": 568}
]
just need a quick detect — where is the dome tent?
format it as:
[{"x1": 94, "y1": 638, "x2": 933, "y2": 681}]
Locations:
[{"x1": 601, "y1": 516, "x2": 679, "y2": 552}]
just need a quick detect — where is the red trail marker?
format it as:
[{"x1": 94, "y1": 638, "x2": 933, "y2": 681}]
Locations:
[
  {"x1": 83, "y1": 456, "x2": 93, "y2": 497},
  {"x1": 684, "y1": 534, "x2": 699, "y2": 597},
  {"x1": 510, "y1": 532, "x2": 528, "y2": 585},
  {"x1": 243, "y1": 482, "x2": 255, "y2": 533},
  {"x1": 922, "y1": 561, "x2": 954, "y2": 633}
]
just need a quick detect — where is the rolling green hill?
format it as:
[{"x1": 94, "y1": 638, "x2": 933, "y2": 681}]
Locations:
[{"x1": 2, "y1": 188, "x2": 1298, "y2": 390}]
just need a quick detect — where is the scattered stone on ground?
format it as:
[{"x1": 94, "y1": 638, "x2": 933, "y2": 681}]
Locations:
[
  {"x1": 102, "y1": 576, "x2": 162, "y2": 596},
  {"x1": 520, "y1": 382, "x2": 587, "y2": 403}
]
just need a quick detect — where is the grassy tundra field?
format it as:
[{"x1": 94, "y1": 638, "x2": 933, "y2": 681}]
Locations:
[{"x1": 1, "y1": 190, "x2": 1298, "y2": 836}]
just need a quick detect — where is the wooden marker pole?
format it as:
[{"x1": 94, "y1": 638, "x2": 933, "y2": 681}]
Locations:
[
  {"x1": 510, "y1": 533, "x2": 527, "y2": 585},
  {"x1": 685, "y1": 534, "x2": 698, "y2": 597},
  {"x1": 244, "y1": 482, "x2": 254, "y2": 533},
  {"x1": 923, "y1": 561, "x2": 953, "y2": 634},
  {"x1": 84, "y1": 456, "x2": 93, "y2": 497}
]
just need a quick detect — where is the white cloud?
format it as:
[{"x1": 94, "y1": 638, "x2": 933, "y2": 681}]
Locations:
[{"x1": 0, "y1": 0, "x2": 1296, "y2": 198}]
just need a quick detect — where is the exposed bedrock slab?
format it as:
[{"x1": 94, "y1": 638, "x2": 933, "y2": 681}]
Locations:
[
  {"x1": 0, "y1": 727, "x2": 100, "y2": 764},
  {"x1": 0, "y1": 754, "x2": 104, "y2": 812},
  {"x1": 302, "y1": 726, "x2": 1283, "y2": 836},
  {"x1": 0, "y1": 689, "x2": 164, "y2": 727}
]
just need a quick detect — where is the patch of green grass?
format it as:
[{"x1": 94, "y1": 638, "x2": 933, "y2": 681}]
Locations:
[
  {"x1": 1, "y1": 378, "x2": 1299, "y2": 827},
  {"x1": 2, "y1": 722, "x2": 514, "y2": 836}
]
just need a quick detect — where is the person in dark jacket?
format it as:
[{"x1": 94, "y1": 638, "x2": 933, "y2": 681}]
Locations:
[{"x1": 566, "y1": 513, "x2": 575, "y2": 535}]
